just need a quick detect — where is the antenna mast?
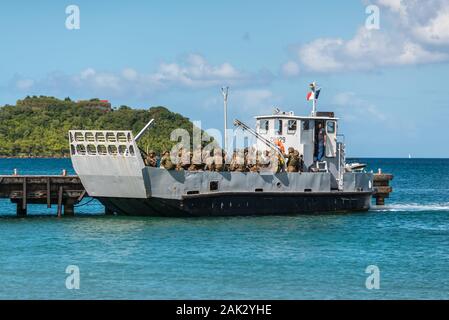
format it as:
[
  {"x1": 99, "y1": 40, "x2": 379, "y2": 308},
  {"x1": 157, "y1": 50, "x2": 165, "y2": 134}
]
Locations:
[{"x1": 221, "y1": 87, "x2": 229, "y2": 152}]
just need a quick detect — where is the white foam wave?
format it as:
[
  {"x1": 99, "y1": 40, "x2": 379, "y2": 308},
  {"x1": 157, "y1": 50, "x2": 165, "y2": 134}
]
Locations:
[{"x1": 372, "y1": 203, "x2": 449, "y2": 212}]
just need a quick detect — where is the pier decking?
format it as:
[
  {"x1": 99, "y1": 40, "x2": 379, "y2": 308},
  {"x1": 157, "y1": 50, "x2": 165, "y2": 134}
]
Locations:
[{"x1": 0, "y1": 173, "x2": 86, "y2": 216}]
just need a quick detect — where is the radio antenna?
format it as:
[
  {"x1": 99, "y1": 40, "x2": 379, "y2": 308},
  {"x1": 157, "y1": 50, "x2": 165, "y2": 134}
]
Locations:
[{"x1": 221, "y1": 87, "x2": 229, "y2": 152}]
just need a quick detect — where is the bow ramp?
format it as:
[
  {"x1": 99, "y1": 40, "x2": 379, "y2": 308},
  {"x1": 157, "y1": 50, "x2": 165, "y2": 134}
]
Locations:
[{"x1": 69, "y1": 130, "x2": 148, "y2": 199}]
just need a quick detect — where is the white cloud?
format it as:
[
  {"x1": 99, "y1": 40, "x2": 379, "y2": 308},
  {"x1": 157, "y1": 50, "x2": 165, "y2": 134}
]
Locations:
[
  {"x1": 234, "y1": 89, "x2": 274, "y2": 108},
  {"x1": 148, "y1": 54, "x2": 248, "y2": 89},
  {"x1": 376, "y1": 0, "x2": 403, "y2": 13},
  {"x1": 15, "y1": 79, "x2": 34, "y2": 90},
  {"x1": 298, "y1": 38, "x2": 345, "y2": 73},
  {"x1": 79, "y1": 68, "x2": 96, "y2": 79},
  {"x1": 297, "y1": 27, "x2": 448, "y2": 73},
  {"x1": 228, "y1": 89, "x2": 282, "y2": 132},
  {"x1": 11, "y1": 54, "x2": 271, "y2": 98},
  {"x1": 287, "y1": 0, "x2": 449, "y2": 74},
  {"x1": 405, "y1": 3, "x2": 449, "y2": 45},
  {"x1": 333, "y1": 92, "x2": 386, "y2": 122},
  {"x1": 281, "y1": 61, "x2": 301, "y2": 77},
  {"x1": 203, "y1": 89, "x2": 280, "y2": 115},
  {"x1": 122, "y1": 68, "x2": 138, "y2": 81}
]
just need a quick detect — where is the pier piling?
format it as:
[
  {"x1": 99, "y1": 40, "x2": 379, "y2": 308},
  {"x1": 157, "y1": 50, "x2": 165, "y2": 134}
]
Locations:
[
  {"x1": 64, "y1": 198, "x2": 75, "y2": 216},
  {"x1": 16, "y1": 203, "x2": 27, "y2": 216}
]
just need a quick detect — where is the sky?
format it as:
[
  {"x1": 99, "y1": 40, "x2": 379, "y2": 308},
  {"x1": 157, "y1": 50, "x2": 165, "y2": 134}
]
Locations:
[{"x1": 1, "y1": 0, "x2": 449, "y2": 157}]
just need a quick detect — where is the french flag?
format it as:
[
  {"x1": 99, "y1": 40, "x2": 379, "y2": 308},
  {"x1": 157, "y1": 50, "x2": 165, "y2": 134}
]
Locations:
[{"x1": 306, "y1": 89, "x2": 321, "y2": 101}]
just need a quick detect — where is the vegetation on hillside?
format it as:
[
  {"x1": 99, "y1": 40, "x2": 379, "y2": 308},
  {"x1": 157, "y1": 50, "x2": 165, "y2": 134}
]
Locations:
[{"x1": 0, "y1": 96, "x2": 212, "y2": 157}]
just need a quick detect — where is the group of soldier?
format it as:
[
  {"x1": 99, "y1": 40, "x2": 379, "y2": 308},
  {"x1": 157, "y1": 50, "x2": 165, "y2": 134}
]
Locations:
[{"x1": 145, "y1": 146, "x2": 305, "y2": 173}]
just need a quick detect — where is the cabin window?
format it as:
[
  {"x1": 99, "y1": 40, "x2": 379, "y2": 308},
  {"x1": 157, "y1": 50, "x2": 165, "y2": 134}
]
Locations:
[
  {"x1": 275, "y1": 119, "x2": 283, "y2": 135},
  {"x1": 302, "y1": 120, "x2": 310, "y2": 131},
  {"x1": 287, "y1": 120, "x2": 297, "y2": 134},
  {"x1": 326, "y1": 121, "x2": 336, "y2": 134},
  {"x1": 259, "y1": 120, "x2": 269, "y2": 134}
]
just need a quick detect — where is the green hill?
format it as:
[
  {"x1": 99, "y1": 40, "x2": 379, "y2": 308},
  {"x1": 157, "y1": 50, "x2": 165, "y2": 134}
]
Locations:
[{"x1": 0, "y1": 96, "x2": 213, "y2": 157}]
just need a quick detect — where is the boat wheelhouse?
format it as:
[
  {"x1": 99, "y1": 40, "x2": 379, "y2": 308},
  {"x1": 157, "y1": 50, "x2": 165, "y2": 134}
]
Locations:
[{"x1": 251, "y1": 110, "x2": 343, "y2": 190}]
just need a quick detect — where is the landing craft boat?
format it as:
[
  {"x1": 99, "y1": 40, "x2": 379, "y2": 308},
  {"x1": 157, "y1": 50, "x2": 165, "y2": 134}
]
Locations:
[{"x1": 69, "y1": 83, "x2": 374, "y2": 216}]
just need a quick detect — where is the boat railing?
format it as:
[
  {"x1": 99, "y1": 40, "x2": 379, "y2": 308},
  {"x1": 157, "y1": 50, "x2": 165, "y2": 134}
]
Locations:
[{"x1": 69, "y1": 130, "x2": 137, "y2": 158}]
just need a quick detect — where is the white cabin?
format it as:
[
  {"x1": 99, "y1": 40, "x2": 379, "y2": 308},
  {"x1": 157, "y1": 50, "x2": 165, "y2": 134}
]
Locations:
[{"x1": 254, "y1": 110, "x2": 343, "y2": 188}]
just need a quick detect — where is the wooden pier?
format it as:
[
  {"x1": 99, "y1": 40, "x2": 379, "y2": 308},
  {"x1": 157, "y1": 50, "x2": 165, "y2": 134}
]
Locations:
[{"x1": 0, "y1": 173, "x2": 86, "y2": 216}]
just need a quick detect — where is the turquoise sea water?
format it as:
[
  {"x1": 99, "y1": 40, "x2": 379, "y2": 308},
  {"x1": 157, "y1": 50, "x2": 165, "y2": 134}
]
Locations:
[{"x1": 0, "y1": 158, "x2": 448, "y2": 299}]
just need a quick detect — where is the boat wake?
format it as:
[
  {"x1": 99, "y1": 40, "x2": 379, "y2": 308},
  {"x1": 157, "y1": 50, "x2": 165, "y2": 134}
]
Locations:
[{"x1": 372, "y1": 203, "x2": 449, "y2": 212}]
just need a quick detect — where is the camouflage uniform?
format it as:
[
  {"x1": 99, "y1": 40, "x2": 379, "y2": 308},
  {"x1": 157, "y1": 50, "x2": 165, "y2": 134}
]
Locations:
[
  {"x1": 259, "y1": 150, "x2": 271, "y2": 173},
  {"x1": 177, "y1": 148, "x2": 191, "y2": 170},
  {"x1": 297, "y1": 151, "x2": 305, "y2": 172},
  {"x1": 213, "y1": 149, "x2": 224, "y2": 172},
  {"x1": 245, "y1": 148, "x2": 257, "y2": 172},
  {"x1": 287, "y1": 148, "x2": 299, "y2": 172},
  {"x1": 229, "y1": 152, "x2": 238, "y2": 171},
  {"x1": 231, "y1": 150, "x2": 246, "y2": 172},
  {"x1": 189, "y1": 148, "x2": 203, "y2": 171},
  {"x1": 238, "y1": 151, "x2": 247, "y2": 172},
  {"x1": 249, "y1": 151, "x2": 262, "y2": 173},
  {"x1": 145, "y1": 150, "x2": 157, "y2": 167},
  {"x1": 223, "y1": 151, "x2": 230, "y2": 172},
  {"x1": 160, "y1": 152, "x2": 175, "y2": 170},
  {"x1": 203, "y1": 149, "x2": 214, "y2": 171},
  {"x1": 175, "y1": 148, "x2": 183, "y2": 171}
]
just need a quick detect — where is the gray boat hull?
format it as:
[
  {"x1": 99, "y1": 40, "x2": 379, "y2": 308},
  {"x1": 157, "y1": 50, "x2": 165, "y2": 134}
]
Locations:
[
  {"x1": 98, "y1": 191, "x2": 372, "y2": 217},
  {"x1": 69, "y1": 130, "x2": 374, "y2": 217}
]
